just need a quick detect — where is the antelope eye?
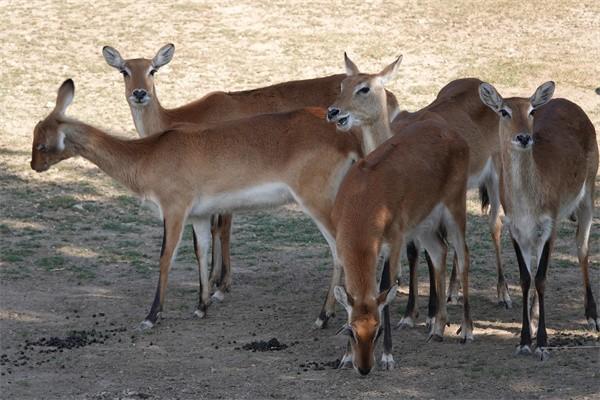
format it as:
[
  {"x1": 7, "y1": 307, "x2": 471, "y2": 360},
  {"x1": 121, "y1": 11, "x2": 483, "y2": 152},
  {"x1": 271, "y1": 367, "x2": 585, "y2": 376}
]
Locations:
[
  {"x1": 36, "y1": 144, "x2": 48, "y2": 152},
  {"x1": 529, "y1": 109, "x2": 536, "y2": 117},
  {"x1": 358, "y1": 86, "x2": 370, "y2": 94},
  {"x1": 500, "y1": 109, "x2": 510, "y2": 118},
  {"x1": 150, "y1": 69, "x2": 157, "y2": 76},
  {"x1": 120, "y1": 70, "x2": 129, "y2": 77}
]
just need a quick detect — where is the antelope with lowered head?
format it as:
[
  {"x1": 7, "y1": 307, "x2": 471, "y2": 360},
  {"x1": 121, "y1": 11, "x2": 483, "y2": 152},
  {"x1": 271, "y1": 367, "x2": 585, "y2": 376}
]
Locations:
[
  {"x1": 479, "y1": 81, "x2": 599, "y2": 360},
  {"x1": 102, "y1": 44, "x2": 400, "y2": 326},
  {"x1": 332, "y1": 118, "x2": 471, "y2": 375},
  {"x1": 328, "y1": 56, "x2": 472, "y2": 374},
  {"x1": 31, "y1": 79, "x2": 362, "y2": 330}
]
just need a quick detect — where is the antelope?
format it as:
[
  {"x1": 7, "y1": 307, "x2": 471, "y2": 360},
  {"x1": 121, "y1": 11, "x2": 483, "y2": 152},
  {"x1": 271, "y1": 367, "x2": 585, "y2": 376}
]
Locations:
[
  {"x1": 332, "y1": 118, "x2": 471, "y2": 375},
  {"x1": 479, "y1": 81, "x2": 599, "y2": 360},
  {"x1": 102, "y1": 44, "x2": 400, "y2": 324},
  {"x1": 328, "y1": 54, "x2": 507, "y2": 329},
  {"x1": 31, "y1": 79, "x2": 362, "y2": 330}
]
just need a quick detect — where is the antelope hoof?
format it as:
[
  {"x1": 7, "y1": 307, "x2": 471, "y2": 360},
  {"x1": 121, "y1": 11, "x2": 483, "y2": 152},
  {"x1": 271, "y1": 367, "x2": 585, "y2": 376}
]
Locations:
[
  {"x1": 338, "y1": 353, "x2": 353, "y2": 369},
  {"x1": 587, "y1": 317, "x2": 600, "y2": 332},
  {"x1": 314, "y1": 312, "x2": 334, "y2": 329},
  {"x1": 193, "y1": 308, "x2": 206, "y2": 319},
  {"x1": 211, "y1": 290, "x2": 225, "y2": 303},
  {"x1": 515, "y1": 345, "x2": 532, "y2": 356},
  {"x1": 396, "y1": 316, "x2": 416, "y2": 329},
  {"x1": 457, "y1": 323, "x2": 474, "y2": 344},
  {"x1": 535, "y1": 347, "x2": 550, "y2": 361},
  {"x1": 498, "y1": 285, "x2": 512, "y2": 309},
  {"x1": 427, "y1": 333, "x2": 444, "y2": 343},
  {"x1": 380, "y1": 353, "x2": 395, "y2": 370},
  {"x1": 137, "y1": 319, "x2": 154, "y2": 331}
]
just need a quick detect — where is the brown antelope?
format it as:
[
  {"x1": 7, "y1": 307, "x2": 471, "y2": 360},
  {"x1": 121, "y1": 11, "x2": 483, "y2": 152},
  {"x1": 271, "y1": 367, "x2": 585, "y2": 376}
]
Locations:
[
  {"x1": 102, "y1": 44, "x2": 400, "y2": 326},
  {"x1": 31, "y1": 79, "x2": 363, "y2": 330},
  {"x1": 479, "y1": 81, "x2": 599, "y2": 360},
  {"x1": 328, "y1": 54, "x2": 508, "y2": 328},
  {"x1": 332, "y1": 118, "x2": 472, "y2": 375}
]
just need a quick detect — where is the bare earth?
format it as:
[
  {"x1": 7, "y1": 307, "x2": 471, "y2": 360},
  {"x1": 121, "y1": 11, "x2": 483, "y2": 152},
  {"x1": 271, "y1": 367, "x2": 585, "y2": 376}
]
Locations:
[{"x1": 1, "y1": 1, "x2": 599, "y2": 399}]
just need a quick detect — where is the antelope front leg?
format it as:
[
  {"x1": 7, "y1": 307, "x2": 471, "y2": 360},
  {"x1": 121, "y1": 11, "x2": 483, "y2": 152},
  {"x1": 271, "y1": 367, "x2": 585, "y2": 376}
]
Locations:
[
  {"x1": 512, "y1": 238, "x2": 534, "y2": 355},
  {"x1": 575, "y1": 197, "x2": 599, "y2": 331},
  {"x1": 398, "y1": 241, "x2": 419, "y2": 329},
  {"x1": 141, "y1": 216, "x2": 185, "y2": 330},
  {"x1": 534, "y1": 238, "x2": 553, "y2": 361},
  {"x1": 381, "y1": 247, "x2": 400, "y2": 370},
  {"x1": 425, "y1": 251, "x2": 438, "y2": 330},
  {"x1": 424, "y1": 235, "x2": 448, "y2": 342},
  {"x1": 315, "y1": 258, "x2": 342, "y2": 328},
  {"x1": 192, "y1": 219, "x2": 212, "y2": 318},
  {"x1": 489, "y1": 193, "x2": 511, "y2": 309},
  {"x1": 215, "y1": 214, "x2": 233, "y2": 299},
  {"x1": 447, "y1": 252, "x2": 461, "y2": 305}
]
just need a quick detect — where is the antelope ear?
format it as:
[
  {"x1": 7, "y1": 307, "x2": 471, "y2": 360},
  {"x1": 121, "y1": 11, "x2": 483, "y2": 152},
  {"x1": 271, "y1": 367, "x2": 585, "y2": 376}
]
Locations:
[
  {"x1": 378, "y1": 55, "x2": 403, "y2": 85},
  {"x1": 102, "y1": 46, "x2": 125, "y2": 69},
  {"x1": 152, "y1": 43, "x2": 175, "y2": 69},
  {"x1": 377, "y1": 284, "x2": 398, "y2": 308},
  {"x1": 479, "y1": 82, "x2": 505, "y2": 113},
  {"x1": 530, "y1": 81, "x2": 555, "y2": 109},
  {"x1": 344, "y1": 52, "x2": 360, "y2": 76},
  {"x1": 55, "y1": 79, "x2": 74, "y2": 115}
]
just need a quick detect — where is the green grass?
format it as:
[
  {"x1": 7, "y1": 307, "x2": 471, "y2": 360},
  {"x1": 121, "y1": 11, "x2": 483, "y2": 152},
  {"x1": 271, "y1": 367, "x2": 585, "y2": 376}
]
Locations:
[{"x1": 38, "y1": 255, "x2": 67, "y2": 271}]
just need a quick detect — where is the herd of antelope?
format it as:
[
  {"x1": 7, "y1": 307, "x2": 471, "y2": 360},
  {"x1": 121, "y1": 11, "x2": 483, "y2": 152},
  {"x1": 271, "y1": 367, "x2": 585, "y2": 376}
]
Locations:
[{"x1": 30, "y1": 44, "x2": 598, "y2": 376}]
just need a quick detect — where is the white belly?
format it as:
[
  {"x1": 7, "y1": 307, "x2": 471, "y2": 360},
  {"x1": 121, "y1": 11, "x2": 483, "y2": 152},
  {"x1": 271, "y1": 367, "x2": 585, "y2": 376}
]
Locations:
[{"x1": 189, "y1": 182, "x2": 293, "y2": 217}]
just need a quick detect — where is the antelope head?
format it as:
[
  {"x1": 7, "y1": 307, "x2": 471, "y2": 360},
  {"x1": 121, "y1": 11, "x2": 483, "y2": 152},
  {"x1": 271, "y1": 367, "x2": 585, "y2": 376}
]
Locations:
[
  {"x1": 31, "y1": 79, "x2": 76, "y2": 172},
  {"x1": 479, "y1": 81, "x2": 555, "y2": 151},
  {"x1": 103, "y1": 44, "x2": 174, "y2": 108},
  {"x1": 327, "y1": 53, "x2": 402, "y2": 131},
  {"x1": 334, "y1": 284, "x2": 397, "y2": 375}
]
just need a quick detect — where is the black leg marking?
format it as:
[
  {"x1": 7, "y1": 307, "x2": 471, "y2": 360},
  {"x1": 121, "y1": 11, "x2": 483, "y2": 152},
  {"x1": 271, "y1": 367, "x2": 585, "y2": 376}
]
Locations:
[
  {"x1": 585, "y1": 286, "x2": 598, "y2": 322},
  {"x1": 192, "y1": 227, "x2": 205, "y2": 310},
  {"x1": 535, "y1": 240, "x2": 551, "y2": 348},
  {"x1": 145, "y1": 220, "x2": 167, "y2": 323},
  {"x1": 145, "y1": 282, "x2": 162, "y2": 324},
  {"x1": 160, "y1": 219, "x2": 167, "y2": 257},
  {"x1": 512, "y1": 239, "x2": 532, "y2": 348},
  {"x1": 425, "y1": 251, "x2": 437, "y2": 320},
  {"x1": 379, "y1": 259, "x2": 392, "y2": 356},
  {"x1": 405, "y1": 242, "x2": 419, "y2": 318}
]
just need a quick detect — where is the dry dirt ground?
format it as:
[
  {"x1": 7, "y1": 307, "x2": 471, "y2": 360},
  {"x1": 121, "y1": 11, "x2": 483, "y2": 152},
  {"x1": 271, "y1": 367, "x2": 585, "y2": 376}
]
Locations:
[{"x1": 1, "y1": 1, "x2": 599, "y2": 399}]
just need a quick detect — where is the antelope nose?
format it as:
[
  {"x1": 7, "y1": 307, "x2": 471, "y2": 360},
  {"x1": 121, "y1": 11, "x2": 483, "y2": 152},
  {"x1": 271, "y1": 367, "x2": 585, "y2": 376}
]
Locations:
[
  {"x1": 327, "y1": 107, "x2": 340, "y2": 121},
  {"x1": 133, "y1": 89, "x2": 147, "y2": 100},
  {"x1": 516, "y1": 134, "x2": 531, "y2": 146},
  {"x1": 357, "y1": 366, "x2": 371, "y2": 376}
]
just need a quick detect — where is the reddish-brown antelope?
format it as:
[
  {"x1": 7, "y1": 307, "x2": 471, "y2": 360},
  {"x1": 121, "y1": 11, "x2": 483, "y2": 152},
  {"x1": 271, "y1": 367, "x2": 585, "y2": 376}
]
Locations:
[
  {"x1": 479, "y1": 81, "x2": 599, "y2": 360},
  {"x1": 327, "y1": 54, "x2": 503, "y2": 329},
  {"x1": 332, "y1": 119, "x2": 471, "y2": 375},
  {"x1": 102, "y1": 44, "x2": 400, "y2": 324},
  {"x1": 31, "y1": 79, "x2": 363, "y2": 330}
]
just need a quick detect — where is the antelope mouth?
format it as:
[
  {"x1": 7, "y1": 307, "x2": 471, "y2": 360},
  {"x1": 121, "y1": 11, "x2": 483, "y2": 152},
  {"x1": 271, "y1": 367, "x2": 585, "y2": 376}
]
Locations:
[
  {"x1": 128, "y1": 96, "x2": 151, "y2": 106},
  {"x1": 511, "y1": 134, "x2": 533, "y2": 150},
  {"x1": 335, "y1": 114, "x2": 351, "y2": 131}
]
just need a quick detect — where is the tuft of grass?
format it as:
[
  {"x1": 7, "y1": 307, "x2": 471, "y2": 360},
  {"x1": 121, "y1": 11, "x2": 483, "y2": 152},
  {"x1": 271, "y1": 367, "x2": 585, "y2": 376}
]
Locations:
[
  {"x1": 38, "y1": 255, "x2": 67, "y2": 271},
  {"x1": 41, "y1": 195, "x2": 79, "y2": 211}
]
